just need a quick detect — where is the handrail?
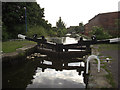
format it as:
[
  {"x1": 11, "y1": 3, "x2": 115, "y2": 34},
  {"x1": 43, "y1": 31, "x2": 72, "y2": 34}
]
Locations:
[{"x1": 86, "y1": 55, "x2": 100, "y2": 74}]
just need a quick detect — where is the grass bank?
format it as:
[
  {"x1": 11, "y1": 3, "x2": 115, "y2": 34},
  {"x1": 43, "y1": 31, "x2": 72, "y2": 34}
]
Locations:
[{"x1": 2, "y1": 40, "x2": 36, "y2": 53}]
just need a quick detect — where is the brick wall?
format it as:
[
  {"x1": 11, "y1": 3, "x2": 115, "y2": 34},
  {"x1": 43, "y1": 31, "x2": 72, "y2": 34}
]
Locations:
[{"x1": 84, "y1": 12, "x2": 119, "y2": 36}]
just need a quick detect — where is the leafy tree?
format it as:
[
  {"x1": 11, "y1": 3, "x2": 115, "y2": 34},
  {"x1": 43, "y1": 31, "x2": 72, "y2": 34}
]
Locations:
[
  {"x1": 56, "y1": 17, "x2": 66, "y2": 29},
  {"x1": 55, "y1": 17, "x2": 67, "y2": 37},
  {"x1": 2, "y1": 2, "x2": 51, "y2": 40},
  {"x1": 2, "y1": 2, "x2": 45, "y2": 26},
  {"x1": 48, "y1": 29, "x2": 57, "y2": 36},
  {"x1": 74, "y1": 22, "x2": 84, "y2": 34},
  {"x1": 79, "y1": 22, "x2": 84, "y2": 33},
  {"x1": 2, "y1": 23, "x2": 9, "y2": 41},
  {"x1": 26, "y1": 26, "x2": 48, "y2": 37},
  {"x1": 90, "y1": 26, "x2": 111, "y2": 40}
]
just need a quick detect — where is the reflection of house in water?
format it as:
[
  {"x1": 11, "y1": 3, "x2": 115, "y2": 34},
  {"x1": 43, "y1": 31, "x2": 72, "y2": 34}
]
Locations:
[
  {"x1": 2, "y1": 59, "x2": 41, "y2": 88},
  {"x1": 84, "y1": 11, "x2": 120, "y2": 36}
]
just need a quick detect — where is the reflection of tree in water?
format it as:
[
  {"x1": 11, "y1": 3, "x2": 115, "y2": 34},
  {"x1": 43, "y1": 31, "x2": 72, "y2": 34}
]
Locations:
[
  {"x1": 2, "y1": 59, "x2": 41, "y2": 88},
  {"x1": 2, "y1": 57, "x2": 89, "y2": 88}
]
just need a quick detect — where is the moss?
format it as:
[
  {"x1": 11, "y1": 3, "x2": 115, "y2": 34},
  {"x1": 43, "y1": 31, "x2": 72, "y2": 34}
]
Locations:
[{"x1": 18, "y1": 52, "x2": 25, "y2": 57}]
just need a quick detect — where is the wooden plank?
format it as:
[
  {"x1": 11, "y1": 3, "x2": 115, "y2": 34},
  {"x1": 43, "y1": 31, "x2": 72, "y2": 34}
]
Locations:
[
  {"x1": 63, "y1": 47, "x2": 86, "y2": 50},
  {"x1": 37, "y1": 48, "x2": 90, "y2": 59},
  {"x1": 39, "y1": 63, "x2": 84, "y2": 71},
  {"x1": 43, "y1": 58, "x2": 84, "y2": 63},
  {"x1": 25, "y1": 36, "x2": 111, "y2": 47}
]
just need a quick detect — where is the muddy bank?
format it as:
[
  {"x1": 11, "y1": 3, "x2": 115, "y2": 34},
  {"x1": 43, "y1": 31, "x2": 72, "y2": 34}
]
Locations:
[{"x1": 2, "y1": 44, "x2": 37, "y2": 67}]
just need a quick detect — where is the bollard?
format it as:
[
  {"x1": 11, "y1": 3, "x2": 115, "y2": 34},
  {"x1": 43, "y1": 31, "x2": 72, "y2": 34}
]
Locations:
[{"x1": 86, "y1": 55, "x2": 100, "y2": 74}]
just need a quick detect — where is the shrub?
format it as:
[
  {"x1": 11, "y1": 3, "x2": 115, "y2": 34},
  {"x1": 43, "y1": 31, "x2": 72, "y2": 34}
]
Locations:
[
  {"x1": 90, "y1": 26, "x2": 112, "y2": 40},
  {"x1": 2, "y1": 24, "x2": 9, "y2": 41},
  {"x1": 57, "y1": 28, "x2": 67, "y2": 37},
  {"x1": 26, "y1": 26, "x2": 48, "y2": 38},
  {"x1": 48, "y1": 29, "x2": 57, "y2": 37}
]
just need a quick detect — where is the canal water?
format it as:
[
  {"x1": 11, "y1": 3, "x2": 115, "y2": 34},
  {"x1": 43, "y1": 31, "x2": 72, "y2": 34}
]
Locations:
[{"x1": 3, "y1": 36, "x2": 86, "y2": 88}]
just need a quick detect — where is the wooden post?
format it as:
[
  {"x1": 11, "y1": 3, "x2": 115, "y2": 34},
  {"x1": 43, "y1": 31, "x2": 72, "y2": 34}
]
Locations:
[
  {"x1": 64, "y1": 62, "x2": 68, "y2": 67},
  {"x1": 86, "y1": 45, "x2": 91, "y2": 54},
  {"x1": 65, "y1": 48, "x2": 68, "y2": 52},
  {"x1": 55, "y1": 43, "x2": 63, "y2": 52},
  {"x1": 40, "y1": 36, "x2": 47, "y2": 49},
  {"x1": 83, "y1": 62, "x2": 89, "y2": 88}
]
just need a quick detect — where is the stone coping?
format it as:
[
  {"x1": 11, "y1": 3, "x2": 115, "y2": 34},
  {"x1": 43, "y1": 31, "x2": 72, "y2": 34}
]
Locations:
[{"x1": 2, "y1": 44, "x2": 37, "y2": 64}]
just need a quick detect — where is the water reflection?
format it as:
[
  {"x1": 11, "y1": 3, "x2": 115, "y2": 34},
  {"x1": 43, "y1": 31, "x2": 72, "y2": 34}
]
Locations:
[
  {"x1": 3, "y1": 56, "x2": 88, "y2": 89},
  {"x1": 27, "y1": 68, "x2": 85, "y2": 88},
  {"x1": 3, "y1": 36, "x2": 88, "y2": 89},
  {"x1": 26, "y1": 57, "x2": 86, "y2": 88},
  {"x1": 2, "y1": 59, "x2": 40, "y2": 88}
]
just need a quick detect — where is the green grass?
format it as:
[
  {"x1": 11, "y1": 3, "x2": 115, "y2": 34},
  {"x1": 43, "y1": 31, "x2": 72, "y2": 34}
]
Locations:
[{"x1": 2, "y1": 40, "x2": 36, "y2": 53}]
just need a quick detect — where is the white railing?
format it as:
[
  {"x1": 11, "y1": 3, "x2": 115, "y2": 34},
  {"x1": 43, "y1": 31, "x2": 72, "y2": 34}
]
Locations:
[{"x1": 86, "y1": 55, "x2": 100, "y2": 74}]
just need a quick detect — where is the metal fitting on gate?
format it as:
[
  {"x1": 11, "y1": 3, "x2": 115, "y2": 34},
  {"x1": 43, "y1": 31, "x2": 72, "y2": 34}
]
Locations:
[{"x1": 86, "y1": 55, "x2": 100, "y2": 74}]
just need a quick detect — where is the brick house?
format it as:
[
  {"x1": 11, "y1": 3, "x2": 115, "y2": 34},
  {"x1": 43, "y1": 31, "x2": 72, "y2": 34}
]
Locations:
[{"x1": 84, "y1": 11, "x2": 120, "y2": 36}]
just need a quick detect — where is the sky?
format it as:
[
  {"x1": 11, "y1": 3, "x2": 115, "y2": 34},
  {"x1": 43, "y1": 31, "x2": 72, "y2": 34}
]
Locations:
[{"x1": 36, "y1": 0, "x2": 119, "y2": 28}]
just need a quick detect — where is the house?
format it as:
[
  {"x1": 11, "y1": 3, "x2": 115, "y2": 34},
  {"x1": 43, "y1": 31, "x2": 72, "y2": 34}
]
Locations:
[{"x1": 84, "y1": 11, "x2": 120, "y2": 36}]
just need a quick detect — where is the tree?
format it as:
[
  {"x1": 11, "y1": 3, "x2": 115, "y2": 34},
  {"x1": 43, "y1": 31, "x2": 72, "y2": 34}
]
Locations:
[
  {"x1": 2, "y1": 2, "x2": 50, "y2": 40},
  {"x1": 79, "y1": 22, "x2": 84, "y2": 33},
  {"x1": 56, "y1": 17, "x2": 67, "y2": 37},
  {"x1": 90, "y1": 26, "x2": 111, "y2": 40},
  {"x1": 2, "y1": 2, "x2": 45, "y2": 26},
  {"x1": 56, "y1": 17, "x2": 66, "y2": 29},
  {"x1": 70, "y1": 22, "x2": 84, "y2": 34}
]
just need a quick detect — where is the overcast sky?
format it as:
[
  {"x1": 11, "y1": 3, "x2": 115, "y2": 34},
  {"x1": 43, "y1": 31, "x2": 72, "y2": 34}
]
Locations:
[{"x1": 36, "y1": 0, "x2": 119, "y2": 28}]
